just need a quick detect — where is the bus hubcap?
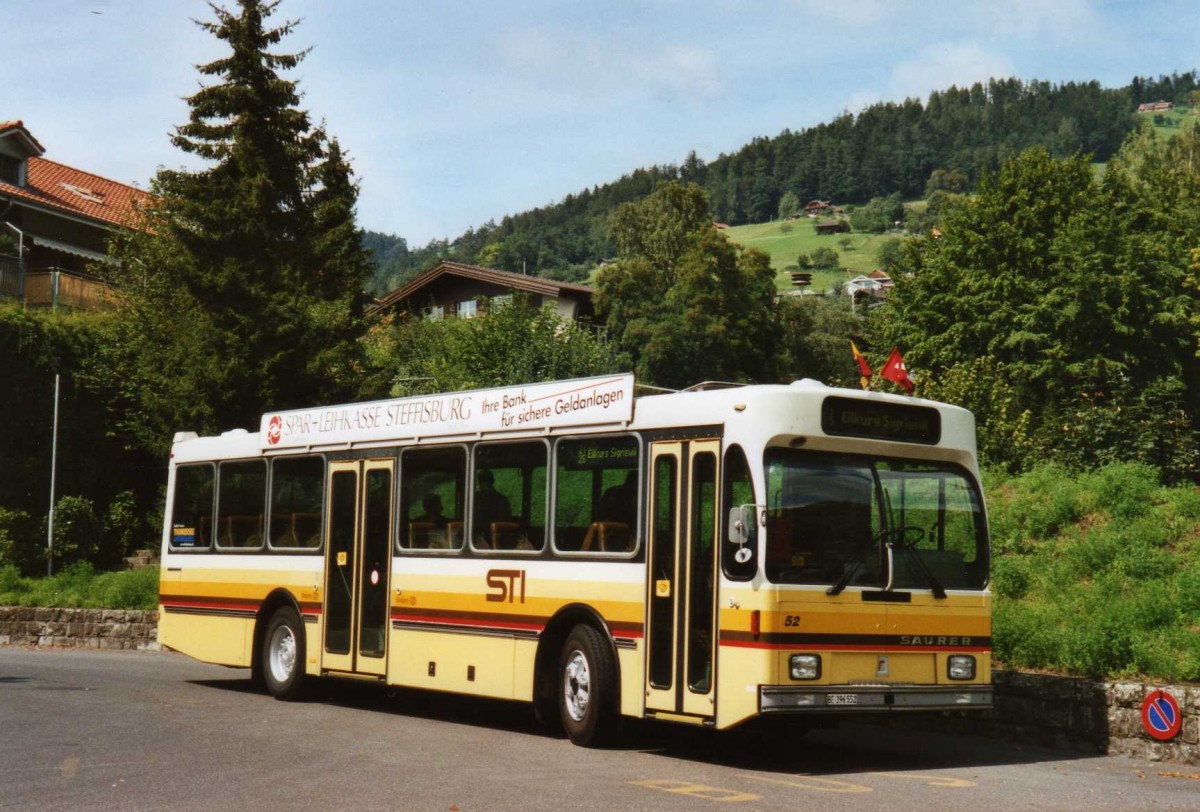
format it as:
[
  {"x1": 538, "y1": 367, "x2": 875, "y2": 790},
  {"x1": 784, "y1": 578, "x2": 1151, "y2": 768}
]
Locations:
[
  {"x1": 270, "y1": 626, "x2": 296, "y2": 683},
  {"x1": 564, "y1": 651, "x2": 590, "y2": 722}
]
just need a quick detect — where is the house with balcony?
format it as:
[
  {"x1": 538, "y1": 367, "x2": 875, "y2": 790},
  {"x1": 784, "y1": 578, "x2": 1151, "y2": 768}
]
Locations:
[
  {"x1": 370, "y1": 261, "x2": 596, "y2": 323},
  {"x1": 0, "y1": 120, "x2": 149, "y2": 310}
]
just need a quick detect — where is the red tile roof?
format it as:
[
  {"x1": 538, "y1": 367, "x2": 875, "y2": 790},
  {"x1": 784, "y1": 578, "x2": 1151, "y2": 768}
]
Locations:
[{"x1": 0, "y1": 155, "x2": 149, "y2": 230}]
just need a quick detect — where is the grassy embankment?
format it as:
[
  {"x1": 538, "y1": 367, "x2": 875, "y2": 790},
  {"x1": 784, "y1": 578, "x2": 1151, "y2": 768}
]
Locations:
[{"x1": 988, "y1": 462, "x2": 1200, "y2": 683}]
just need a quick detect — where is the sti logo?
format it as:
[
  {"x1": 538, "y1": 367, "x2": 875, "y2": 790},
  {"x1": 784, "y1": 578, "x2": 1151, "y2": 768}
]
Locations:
[{"x1": 267, "y1": 415, "x2": 282, "y2": 445}]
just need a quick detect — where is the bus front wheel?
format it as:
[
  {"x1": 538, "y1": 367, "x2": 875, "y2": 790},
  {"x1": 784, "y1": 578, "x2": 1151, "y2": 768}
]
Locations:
[
  {"x1": 263, "y1": 607, "x2": 308, "y2": 701},
  {"x1": 558, "y1": 624, "x2": 617, "y2": 747}
]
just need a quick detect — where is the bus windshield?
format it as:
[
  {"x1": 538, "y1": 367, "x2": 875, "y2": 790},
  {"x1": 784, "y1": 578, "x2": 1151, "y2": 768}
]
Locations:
[{"x1": 764, "y1": 449, "x2": 987, "y2": 591}]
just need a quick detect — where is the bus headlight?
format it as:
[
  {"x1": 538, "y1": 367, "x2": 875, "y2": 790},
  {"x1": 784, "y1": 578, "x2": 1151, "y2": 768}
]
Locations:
[
  {"x1": 789, "y1": 654, "x2": 821, "y2": 680},
  {"x1": 948, "y1": 655, "x2": 975, "y2": 680}
]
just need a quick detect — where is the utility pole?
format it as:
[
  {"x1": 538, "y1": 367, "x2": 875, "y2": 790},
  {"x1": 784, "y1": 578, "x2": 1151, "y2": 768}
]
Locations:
[{"x1": 47, "y1": 373, "x2": 60, "y2": 576}]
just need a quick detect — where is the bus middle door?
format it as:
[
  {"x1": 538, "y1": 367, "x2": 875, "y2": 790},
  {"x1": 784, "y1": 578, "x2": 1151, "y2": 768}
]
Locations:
[
  {"x1": 645, "y1": 439, "x2": 720, "y2": 720},
  {"x1": 322, "y1": 459, "x2": 394, "y2": 677}
]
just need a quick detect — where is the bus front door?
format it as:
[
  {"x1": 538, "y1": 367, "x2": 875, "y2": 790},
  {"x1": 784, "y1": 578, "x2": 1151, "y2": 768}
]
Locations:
[
  {"x1": 645, "y1": 439, "x2": 721, "y2": 720},
  {"x1": 322, "y1": 459, "x2": 394, "y2": 677}
]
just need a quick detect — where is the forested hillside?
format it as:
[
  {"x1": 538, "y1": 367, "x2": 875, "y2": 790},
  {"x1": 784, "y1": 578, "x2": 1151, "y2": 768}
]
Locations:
[{"x1": 365, "y1": 72, "x2": 1198, "y2": 294}]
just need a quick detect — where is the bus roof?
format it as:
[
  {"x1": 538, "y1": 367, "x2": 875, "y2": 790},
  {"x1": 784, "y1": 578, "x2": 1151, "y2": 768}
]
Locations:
[{"x1": 169, "y1": 376, "x2": 977, "y2": 465}]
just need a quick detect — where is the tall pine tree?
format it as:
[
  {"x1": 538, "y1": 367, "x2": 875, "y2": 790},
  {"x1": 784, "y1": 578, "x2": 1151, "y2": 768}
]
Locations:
[{"x1": 101, "y1": 0, "x2": 370, "y2": 453}]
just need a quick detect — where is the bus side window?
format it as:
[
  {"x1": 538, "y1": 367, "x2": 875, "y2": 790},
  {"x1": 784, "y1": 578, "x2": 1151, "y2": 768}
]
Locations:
[
  {"x1": 269, "y1": 456, "x2": 324, "y2": 549},
  {"x1": 554, "y1": 435, "x2": 640, "y2": 556},
  {"x1": 399, "y1": 446, "x2": 466, "y2": 551},
  {"x1": 722, "y1": 445, "x2": 756, "y2": 580},
  {"x1": 171, "y1": 464, "x2": 214, "y2": 550},
  {"x1": 216, "y1": 460, "x2": 267, "y2": 549},
  {"x1": 473, "y1": 441, "x2": 548, "y2": 552}
]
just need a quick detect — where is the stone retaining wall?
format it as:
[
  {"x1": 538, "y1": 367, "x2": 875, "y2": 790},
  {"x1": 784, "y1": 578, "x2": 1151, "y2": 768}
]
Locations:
[
  {"x1": 0, "y1": 611, "x2": 1196, "y2": 763},
  {"x1": 0, "y1": 606, "x2": 159, "y2": 650},
  {"x1": 895, "y1": 670, "x2": 1199, "y2": 765}
]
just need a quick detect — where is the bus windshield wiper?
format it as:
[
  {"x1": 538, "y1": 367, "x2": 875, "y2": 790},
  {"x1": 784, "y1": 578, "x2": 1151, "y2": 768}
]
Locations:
[
  {"x1": 889, "y1": 531, "x2": 947, "y2": 599},
  {"x1": 826, "y1": 532, "x2": 883, "y2": 596}
]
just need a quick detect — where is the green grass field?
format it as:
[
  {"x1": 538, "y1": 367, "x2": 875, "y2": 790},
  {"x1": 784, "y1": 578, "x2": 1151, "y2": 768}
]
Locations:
[
  {"x1": 724, "y1": 216, "x2": 906, "y2": 293},
  {"x1": 1146, "y1": 105, "x2": 1199, "y2": 140}
]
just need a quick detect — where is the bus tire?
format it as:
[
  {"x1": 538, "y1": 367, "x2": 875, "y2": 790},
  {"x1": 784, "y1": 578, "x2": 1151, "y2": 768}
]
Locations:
[
  {"x1": 263, "y1": 607, "x2": 308, "y2": 701},
  {"x1": 558, "y1": 624, "x2": 617, "y2": 747}
]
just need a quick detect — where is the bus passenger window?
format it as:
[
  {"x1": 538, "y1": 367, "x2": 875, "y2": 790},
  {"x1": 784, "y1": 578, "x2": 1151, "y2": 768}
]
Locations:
[
  {"x1": 554, "y1": 436, "x2": 640, "y2": 555},
  {"x1": 473, "y1": 442, "x2": 548, "y2": 552},
  {"x1": 399, "y1": 446, "x2": 466, "y2": 551},
  {"x1": 216, "y1": 460, "x2": 267, "y2": 549},
  {"x1": 171, "y1": 464, "x2": 214, "y2": 549},
  {"x1": 269, "y1": 456, "x2": 324, "y2": 549}
]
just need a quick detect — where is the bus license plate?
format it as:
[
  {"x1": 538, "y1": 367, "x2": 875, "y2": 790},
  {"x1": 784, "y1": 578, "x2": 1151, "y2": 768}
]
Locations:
[{"x1": 827, "y1": 693, "x2": 858, "y2": 706}]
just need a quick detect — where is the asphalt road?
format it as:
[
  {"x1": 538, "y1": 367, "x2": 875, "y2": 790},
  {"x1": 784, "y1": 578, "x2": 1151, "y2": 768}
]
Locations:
[{"x1": 1, "y1": 647, "x2": 1197, "y2": 811}]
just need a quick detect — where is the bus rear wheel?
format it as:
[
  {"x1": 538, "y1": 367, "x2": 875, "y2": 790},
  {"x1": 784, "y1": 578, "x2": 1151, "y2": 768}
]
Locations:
[
  {"x1": 558, "y1": 624, "x2": 617, "y2": 747},
  {"x1": 263, "y1": 607, "x2": 308, "y2": 701}
]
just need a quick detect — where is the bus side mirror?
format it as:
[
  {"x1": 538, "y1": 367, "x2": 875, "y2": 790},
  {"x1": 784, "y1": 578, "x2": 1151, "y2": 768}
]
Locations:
[{"x1": 728, "y1": 506, "x2": 755, "y2": 545}]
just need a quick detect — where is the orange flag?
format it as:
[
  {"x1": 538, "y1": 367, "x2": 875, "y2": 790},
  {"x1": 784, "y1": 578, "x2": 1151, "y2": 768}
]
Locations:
[
  {"x1": 881, "y1": 347, "x2": 915, "y2": 393},
  {"x1": 850, "y1": 342, "x2": 872, "y2": 390}
]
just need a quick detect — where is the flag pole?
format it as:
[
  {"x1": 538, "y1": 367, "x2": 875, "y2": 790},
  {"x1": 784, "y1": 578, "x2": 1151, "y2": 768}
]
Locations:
[{"x1": 47, "y1": 373, "x2": 60, "y2": 577}]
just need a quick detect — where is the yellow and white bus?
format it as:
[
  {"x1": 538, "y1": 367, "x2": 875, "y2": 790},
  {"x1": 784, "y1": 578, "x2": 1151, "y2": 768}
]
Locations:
[{"x1": 158, "y1": 374, "x2": 991, "y2": 746}]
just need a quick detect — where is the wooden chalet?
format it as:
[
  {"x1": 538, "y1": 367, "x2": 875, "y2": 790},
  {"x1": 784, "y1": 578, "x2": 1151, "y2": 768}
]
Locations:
[
  {"x1": 815, "y1": 218, "x2": 849, "y2": 235},
  {"x1": 370, "y1": 261, "x2": 596, "y2": 323},
  {"x1": 0, "y1": 120, "x2": 149, "y2": 310}
]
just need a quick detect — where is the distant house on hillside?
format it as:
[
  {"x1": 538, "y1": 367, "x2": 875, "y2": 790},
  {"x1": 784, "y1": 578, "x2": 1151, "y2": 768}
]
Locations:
[
  {"x1": 1137, "y1": 101, "x2": 1174, "y2": 113},
  {"x1": 0, "y1": 120, "x2": 149, "y2": 310},
  {"x1": 815, "y1": 218, "x2": 849, "y2": 235},
  {"x1": 843, "y1": 272, "x2": 892, "y2": 309},
  {"x1": 370, "y1": 261, "x2": 596, "y2": 323},
  {"x1": 804, "y1": 200, "x2": 831, "y2": 217}
]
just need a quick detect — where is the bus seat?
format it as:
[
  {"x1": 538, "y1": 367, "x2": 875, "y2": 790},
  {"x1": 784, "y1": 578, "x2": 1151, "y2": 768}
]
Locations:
[
  {"x1": 581, "y1": 521, "x2": 631, "y2": 553},
  {"x1": 293, "y1": 512, "x2": 322, "y2": 548},
  {"x1": 220, "y1": 514, "x2": 263, "y2": 548},
  {"x1": 491, "y1": 521, "x2": 522, "y2": 550},
  {"x1": 409, "y1": 521, "x2": 436, "y2": 548}
]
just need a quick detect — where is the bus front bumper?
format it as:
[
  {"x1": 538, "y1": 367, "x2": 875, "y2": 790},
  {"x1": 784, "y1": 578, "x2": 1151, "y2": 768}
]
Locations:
[{"x1": 760, "y1": 684, "x2": 993, "y2": 713}]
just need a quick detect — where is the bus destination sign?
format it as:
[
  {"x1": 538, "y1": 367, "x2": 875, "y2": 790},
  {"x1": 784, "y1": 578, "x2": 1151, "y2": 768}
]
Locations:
[
  {"x1": 260, "y1": 374, "x2": 635, "y2": 449},
  {"x1": 821, "y1": 395, "x2": 941, "y2": 445}
]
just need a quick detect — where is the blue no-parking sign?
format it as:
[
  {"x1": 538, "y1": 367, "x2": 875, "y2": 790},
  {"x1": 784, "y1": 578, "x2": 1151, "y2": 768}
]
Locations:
[{"x1": 1140, "y1": 690, "x2": 1182, "y2": 741}]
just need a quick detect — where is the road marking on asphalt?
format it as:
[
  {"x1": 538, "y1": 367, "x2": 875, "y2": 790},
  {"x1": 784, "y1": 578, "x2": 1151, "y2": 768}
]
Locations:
[
  {"x1": 630, "y1": 779, "x2": 761, "y2": 802},
  {"x1": 742, "y1": 774, "x2": 872, "y2": 793},
  {"x1": 868, "y1": 772, "x2": 977, "y2": 788}
]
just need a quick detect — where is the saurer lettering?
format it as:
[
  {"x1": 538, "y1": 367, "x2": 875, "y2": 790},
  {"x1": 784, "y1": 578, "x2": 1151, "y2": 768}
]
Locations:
[{"x1": 899, "y1": 636, "x2": 973, "y2": 646}]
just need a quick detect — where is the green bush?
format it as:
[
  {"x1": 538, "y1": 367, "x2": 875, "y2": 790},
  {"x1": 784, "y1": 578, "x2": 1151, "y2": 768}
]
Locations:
[{"x1": 0, "y1": 563, "x2": 158, "y2": 609}]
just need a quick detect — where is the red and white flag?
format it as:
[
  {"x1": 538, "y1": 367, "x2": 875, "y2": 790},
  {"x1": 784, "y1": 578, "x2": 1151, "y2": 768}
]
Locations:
[{"x1": 881, "y1": 347, "x2": 915, "y2": 393}]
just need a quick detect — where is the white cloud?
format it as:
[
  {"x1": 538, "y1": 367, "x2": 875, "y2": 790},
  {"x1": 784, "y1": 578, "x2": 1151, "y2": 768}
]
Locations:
[
  {"x1": 971, "y1": 0, "x2": 1100, "y2": 42},
  {"x1": 889, "y1": 43, "x2": 1017, "y2": 101},
  {"x1": 633, "y1": 45, "x2": 724, "y2": 100}
]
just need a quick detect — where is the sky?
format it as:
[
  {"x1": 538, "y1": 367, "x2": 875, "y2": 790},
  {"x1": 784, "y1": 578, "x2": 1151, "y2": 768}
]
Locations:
[{"x1": 5, "y1": 1, "x2": 1200, "y2": 245}]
